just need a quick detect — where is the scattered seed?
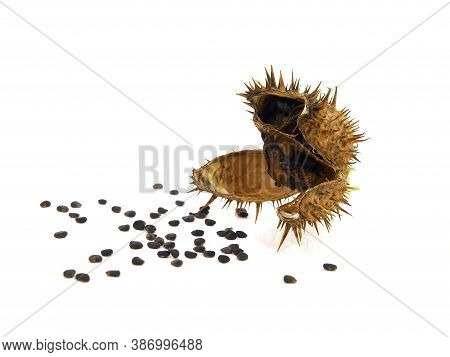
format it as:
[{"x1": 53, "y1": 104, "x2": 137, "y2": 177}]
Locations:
[
  {"x1": 70, "y1": 201, "x2": 82, "y2": 208},
  {"x1": 169, "y1": 220, "x2": 180, "y2": 227},
  {"x1": 220, "y1": 247, "x2": 232, "y2": 254},
  {"x1": 106, "y1": 270, "x2": 120, "y2": 277},
  {"x1": 132, "y1": 220, "x2": 146, "y2": 230},
  {"x1": 89, "y1": 255, "x2": 102, "y2": 263},
  {"x1": 129, "y1": 241, "x2": 143, "y2": 249},
  {"x1": 193, "y1": 212, "x2": 207, "y2": 219},
  {"x1": 124, "y1": 210, "x2": 136, "y2": 218},
  {"x1": 147, "y1": 241, "x2": 161, "y2": 249},
  {"x1": 54, "y1": 231, "x2": 68, "y2": 239},
  {"x1": 157, "y1": 250, "x2": 171, "y2": 258},
  {"x1": 194, "y1": 246, "x2": 206, "y2": 253},
  {"x1": 76, "y1": 217, "x2": 87, "y2": 224},
  {"x1": 56, "y1": 205, "x2": 69, "y2": 213},
  {"x1": 101, "y1": 249, "x2": 113, "y2": 257},
  {"x1": 63, "y1": 269, "x2": 76, "y2": 278},
  {"x1": 182, "y1": 215, "x2": 195, "y2": 222},
  {"x1": 98, "y1": 199, "x2": 107, "y2": 205},
  {"x1": 131, "y1": 257, "x2": 145, "y2": 265},
  {"x1": 236, "y1": 231, "x2": 247, "y2": 238},
  {"x1": 323, "y1": 263, "x2": 337, "y2": 271},
  {"x1": 205, "y1": 219, "x2": 216, "y2": 226},
  {"x1": 68, "y1": 212, "x2": 80, "y2": 218},
  {"x1": 194, "y1": 238, "x2": 205, "y2": 246},
  {"x1": 236, "y1": 208, "x2": 248, "y2": 218},
  {"x1": 175, "y1": 200, "x2": 184, "y2": 206},
  {"x1": 225, "y1": 231, "x2": 237, "y2": 240},
  {"x1": 146, "y1": 233, "x2": 157, "y2": 241},
  {"x1": 165, "y1": 233, "x2": 177, "y2": 241},
  {"x1": 164, "y1": 241, "x2": 175, "y2": 249},
  {"x1": 158, "y1": 207, "x2": 168, "y2": 214},
  {"x1": 283, "y1": 275, "x2": 297, "y2": 284},
  {"x1": 118, "y1": 224, "x2": 130, "y2": 232},
  {"x1": 199, "y1": 206, "x2": 210, "y2": 214},
  {"x1": 228, "y1": 244, "x2": 239, "y2": 250},
  {"x1": 204, "y1": 250, "x2": 216, "y2": 258},
  {"x1": 169, "y1": 190, "x2": 179, "y2": 195},
  {"x1": 218, "y1": 255, "x2": 230, "y2": 264},
  {"x1": 145, "y1": 224, "x2": 156, "y2": 233},
  {"x1": 191, "y1": 230, "x2": 204, "y2": 237},
  {"x1": 170, "y1": 249, "x2": 180, "y2": 258},
  {"x1": 231, "y1": 247, "x2": 242, "y2": 255},
  {"x1": 150, "y1": 212, "x2": 161, "y2": 219},
  {"x1": 155, "y1": 237, "x2": 165, "y2": 245},
  {"x1": 237, "y1": 252, "x2": 248, "y2": 261},
  {"x1": 111, "y1": 206, "x2": 121, "y2": 213},
  {"x1": 75, "y1": 273, "x2": 90, "y2": 282},
  {"x1": 184, "y1": 251, "x2": 197, "y2": 259},
  {"x1": 40, "y1": 200, "x2": 51, "y2": 208},
  {"x1": 217, "y1": 230, "x2": 226, "y2": 237},
  {"x1": 171, "y1": 259, "x2": 183, "y2": 267},
  {"x1": 153, "y1": 183, "x2": 163, "y2": 189}
]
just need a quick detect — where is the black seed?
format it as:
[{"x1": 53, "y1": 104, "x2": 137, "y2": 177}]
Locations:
[
  {"x1": 236, "y1": 231, "x2": 247, "y2": 238},
  {"x1": 153, "y1": 183, "x2": 163, "y2": 189},
  {"x1": 70, "y1": 201, "x2": 82, "y2": 208},
  {"x1": 203, "y1": 250, "x2": 216, "y2": 258},
  {"x1": 106, "y1": 270, "x2": 120, "y2": 277},
  {"x1": 165, "y1": 233, "x2": 177, "y2": 241},
  {"x1": 132, "y1": 257, "x2": 145, "y2": 265},
  {"x1": 129, "y1": 241, "x2": 143, "y2": 249},
  {"x1": 169, "y1": 249, "x2": 180, "y2": 258},
  {"x1": 40, "y1": 200, "x2": 51, "y2": 208},
  {"x1": 220, "y1": 247, "x2": 232, "y2": 254},
  {"x1": 98, "y1": 199, "x2": 107, "y2": 205},
  {"x1": 132, "y1": 220, "x2": 146, "y2": 230},
  {"x1": 233, "y1": 248, "x2": 244, "y2": 256},
  {"x1": 171, "y1": 259, "x2": 183, "y2": 267},
  {"x1": 217, "y1": 230, "x2": 226, "y2": 237},
  {"x1": 169, "y1": 190, "x2": 179, "y2": 195},
  {"x1": 199, "y1": 206, "x2": 210, "y2": 214},
  {"x1": 237, "y1": 252, "x2": 248, "y2": 261},
  {"x1": 89, "y1": 255, "x2": 102, "y2": 263},
  {"x1": 101, "y1": 249, "x2": 113, "y2": 257},
  {"x1": 225, "y1": 231, "x2": 237, "y2": 240},
  {"x1": 76, "y1": 217, "x2": 87, "y2": 224},
  {"x1": 54, "y1": 231, "x2": 67, "y2": 239},
  {"x1": 191, "y1": 230, "x2": 204, "y2": 237},
  {"x1": 193, "y1": 238, "x2": 205, "y2": 246},
  {"x1": 194, "y1": 246, "x2": 206, "y2": 253},
  {"x1": 168, "y1": 220, "x2": 180, "y2": 227},
  {"x1": 118, "y1": 224, "x2": 130, "y2": 232},
  {"x1": 111, "y1": 206, "x2": 121, "y2": 213},
  {"x1": 228, "y1": 243, "x2": 239, "y2": 250},
  {"x1": 323, "y1": 263, "x2": 337, "y2": 271},
  {"x1": 157, "y1": 250, "x2": 170, "y2": 258},
  {"x1": 164, "y1": 241, "x2": 175, "y2": 249},
  {"x1": 56, "y1": 205, "x2": 69, "y2": 213},
  {"x1": 218, "y1": 255, "x2": 230, "y2": 264},
  {"x1": 184, "y1": 251, "x2": 197, "y2": 259},
  {"x1": 205, "y1": 219, "x2": 216, "y2": 226},
  {"x1": 63, "y1": 269, "x2": 76, "y2": 278},
  {"x1": 68, "y1": 212, "x2": 80, "y2": 218},
  {"x1": 157, "y1": 207, "x2": 168, "y2": 214},
  {"x1": 182, "y1": 215, "x2": 195, "y2": 222},
  {"x1": 236, "y1": 208, "x2": 249, "y2": 218},
  {"x1": 175, "y1": 200, "x2": 184, "y2": 206},
  {"x1": 124, "y1": 210, "x2": 136, "y2": 218},
  {"x1": 147, "y1": 241, "x2": 161, "y2": 249},
  {"x1": 150, "y1": 212, "x2": 161, "y2": 219},
  {"x1": 283, "y1": 275, "x2": 297, "y2": 284},
  {"x1": 146, "y1": 233, "x2": 157, "y2": 241},
  {"x1": 193, "y1": 212, "x2": 207, "y2": 219},
  {"x1": 75, "y1": 273, "x2": 90, "y2": 282},
  {"x1": 145, "y1": 224, "x2": 156, "y2": 233},
  {"x1": 155, "y1": 237, "x2": 165, "y2": 245}
]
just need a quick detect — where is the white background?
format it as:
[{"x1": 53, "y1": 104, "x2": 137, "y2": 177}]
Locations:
[{"x1": 0, "y1": 0, "x2": 449, "y2": 355}]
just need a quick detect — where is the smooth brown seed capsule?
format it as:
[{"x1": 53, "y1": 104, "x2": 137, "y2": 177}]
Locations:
[
  {"x1": 75, "y1": 217, "x2": 87, "y2": 224},
  {"x1": 191, "y1": 230, "x2": 204, "y2": 237},
  {"x1": 205, "y1": 219, "x2": 216, "y2": 226},
  {"x1": 171, "y1": 259, "x2": 183, "y2": 267},
  {"x1": 106, "y1": 270, "x2": 120, "y2": 277},
  {"x1": 153, "y1": 183, "x2": 163, "y2": 189},
  {"x1": 70, "y1": 201, "x2": 82, "y2": 208},
  {"x1": 101, "y1": 249, "x2": 113, "y2": 257},
  {"x1": 118, "y1": 224, "x2": 130, "y2": 232},
  {"x1": 132, "y1": 220, "x2": 146, "y2": 230},
  {"x1": 169, "y1": 249, "x2": 180, "y2": 258},
  {"x1": 89, "y1": 255, "x2": 102, "y2": 263},
  {"x1": 98, "y1": 199, "x2": 107, "y2": 205},
  {"x1": 165, "y1": 233, "x2": 177, "y2": 241},
  {"x1": 147, "y1": 241, "x2": 161, "y2": 249},
  {"x1": 169, "y1": 190, "x2": 179, "y2": 195},
  {"x1": 237, "y1": 252, "x2": 248, "y2": 261},
  {"x1": 131, "y1": 257, "x2": 145, "y2": 265},
  {"x1": 218, "y1": 255, "x2": 230, "y2": 264},
  {"x1": 283, "y1": 275, "x2": 297, "y2": 284},
  {"x1": 164, "y1": 241, "x2": 175, "y2": 249},
  {"x1": 75, "y1": 273, "x2": 90, "y2": 282},
  {"x1": 124, "y1": 210, "x2": 136, "y2": 218},
  {"x1": 150, "y1": 212, "x2": 161, "y2": 219},
  {"x1": 184, "y1": 251, "x2": 197, "y2": 259},
  {"x1": 158, "y1": 207, "x2": 168, "y2": 214},
  {"x1": 146, "y1": 233, "x2": 157, "y2": 241},
  {"x1": 129, "y1": 241, "x2": 143, "y2": 249},
  {"x1": 111, "y1": 206, "x2": 121, "y2": 213},
  {"x1": 145, "y1": 224, "x2": 156, "y2": 233},
  {"x1": 54, "y1": 231, "x2": 68, "y2": 239},
  {"x1": 182, "y1": 215, "x2": 195, "y2": 222},
  {"x1": 63, "y1": 269, "x2": 76, "y2": 278},
  {"x1": 155, "y1": 237, "x2": 165, "y2": 245},
  {"x1": 40, "y1": 200, "x2": 51, "y2": 208},
  {"x1": 157, "y1": 250, "x2": 170, "y2": 258},
  {"x1": 168, "y1": 220, "x2": 180, "y2": 227},
  {"x1": 203, "y1": 250, "x2": 216, "y2": 258},
  {"x1": 193, "y1": 246, "x2": 205, "y2": 253},
  {"x1": 193, "y1": 238, "x2": 205, "y2": 246},
  {"x1": 323, "y1": 263, "x2": 337, "y2": 271},
  {"x1": 57, "y1": 205, "x2": 69, "y2": 213},
  {"x1": 175, "y1": 200, "x2": 184, "y2": 206},
  {"x1": 68, "y1": 212, "x2": 80, "y2": 218}
]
